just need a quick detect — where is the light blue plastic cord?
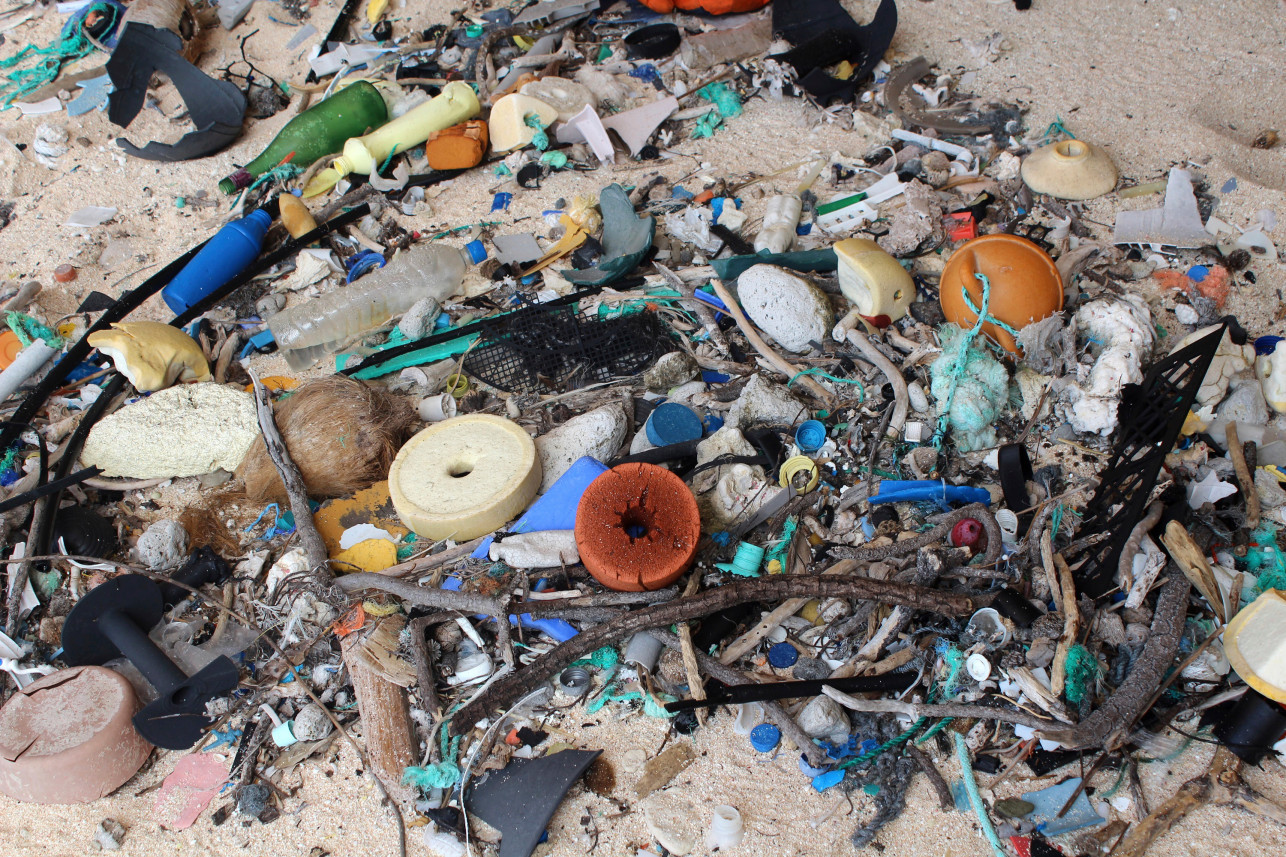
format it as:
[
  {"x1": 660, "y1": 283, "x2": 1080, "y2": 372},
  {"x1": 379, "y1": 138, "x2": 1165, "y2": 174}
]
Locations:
[{"x1": 955, "y1": 732, "x2": 1007, "y2": 857}]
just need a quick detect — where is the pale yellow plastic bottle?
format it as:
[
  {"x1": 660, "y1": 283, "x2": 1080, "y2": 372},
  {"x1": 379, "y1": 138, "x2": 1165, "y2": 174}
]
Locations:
[{"x1": 304, "y1": 81, "x2": 481, "y2": 196}]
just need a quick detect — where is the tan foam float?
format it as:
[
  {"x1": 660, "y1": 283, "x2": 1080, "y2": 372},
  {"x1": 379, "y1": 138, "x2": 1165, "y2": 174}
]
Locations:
[
  {"x1": 1021, "y1": 139, "x2": 1118, "y2": 200},
  {"x1": 389, "y1": 414, "x2": 542, "y2": 541}
]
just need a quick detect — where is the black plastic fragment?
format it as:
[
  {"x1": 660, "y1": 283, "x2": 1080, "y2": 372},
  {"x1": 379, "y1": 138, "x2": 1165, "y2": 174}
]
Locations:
[
  {"x1": 770, "y1": 0, "x2": 898, "y2": 104},
  {"x1": 468, "y1": 749, "x2": 601, "y2": 857},
  {"x1": 107, "y1": 23, "x2": 246, "y2": 162}
]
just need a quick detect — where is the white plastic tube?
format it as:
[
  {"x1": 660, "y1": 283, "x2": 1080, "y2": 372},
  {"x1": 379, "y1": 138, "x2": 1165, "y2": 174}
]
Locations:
[
  {"x1": 706, "y1": 805, "x2": 744, "y2": 850},
  {"x1": 0, "y1": 340, "x2": 57, "y2": 404}
]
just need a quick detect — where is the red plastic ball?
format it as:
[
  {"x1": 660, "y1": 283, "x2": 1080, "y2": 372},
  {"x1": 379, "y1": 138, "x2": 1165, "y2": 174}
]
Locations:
[{"x1": 950, "y1": 518, "x2": 986, "y2": 552}]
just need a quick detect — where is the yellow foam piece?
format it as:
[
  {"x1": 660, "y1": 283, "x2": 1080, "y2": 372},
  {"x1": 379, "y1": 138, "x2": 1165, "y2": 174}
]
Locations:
[
  {"x1": 389, "y1": 414, "x2": 542, "y2": 541},
  {"x1": 314, "y1": 481, "x2": 409, "y2": 556},
  {"x1": 87, "y1": 322, "x2": 211, "y2": 392},
  {"x1": 333, "y1": 538, "x2": 398, "y2": 573}
]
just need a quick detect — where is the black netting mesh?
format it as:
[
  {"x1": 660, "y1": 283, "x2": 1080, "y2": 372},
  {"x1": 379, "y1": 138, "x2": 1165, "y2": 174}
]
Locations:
[{"x1": 462, "y1": 303, "x2": 674, "y2": 393}]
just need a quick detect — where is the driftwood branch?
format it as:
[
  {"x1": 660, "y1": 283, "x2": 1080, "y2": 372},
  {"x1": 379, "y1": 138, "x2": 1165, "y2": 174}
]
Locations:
[
  {"x1": 1113, "y1": 746, "x2": 1286, "y2": 857},
  {"x1": 249, "y1": 372, "x2": 415, "y2": 806},
  {"x1": 248, "y1": 372, "x2": 328, "y2": 572},
  {"x1": 449, "y1": 573, "x2": 985, "y2": 734},
  {"x1": 1041, "y1": 574, "x2": 1190, "y2": 749}
]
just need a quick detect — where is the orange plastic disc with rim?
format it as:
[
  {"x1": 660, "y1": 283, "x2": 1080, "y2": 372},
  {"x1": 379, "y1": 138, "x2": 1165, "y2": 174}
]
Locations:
[{"x1": 0, "y1": 331, "x2": 22, "y2": 369}]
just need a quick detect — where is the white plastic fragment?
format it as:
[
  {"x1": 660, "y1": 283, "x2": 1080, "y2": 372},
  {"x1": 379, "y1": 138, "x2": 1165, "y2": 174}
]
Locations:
[
  {"x1": 488, "y1": 530, "x2": 579, "y2": 567},
  {"x1": 890, "y1": 128, "x2": 973, "y2": 164},
  {"x1": 64, "y1": 206, "x2": 118, "y2": 227},
  {"x1": 1112, "y1": 168, "x2": 1209, "y2": 248}
]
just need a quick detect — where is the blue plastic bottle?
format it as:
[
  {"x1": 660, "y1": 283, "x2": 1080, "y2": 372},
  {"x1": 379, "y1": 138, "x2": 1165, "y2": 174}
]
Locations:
[{"x1": 161, "y1": 209, "x2": 273, "y2": 314}]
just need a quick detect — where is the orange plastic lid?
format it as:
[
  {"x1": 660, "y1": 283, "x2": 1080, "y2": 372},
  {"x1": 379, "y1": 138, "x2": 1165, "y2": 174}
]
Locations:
[{"x1": 0, "y1": 331, "x2": 23, "y2": 369}]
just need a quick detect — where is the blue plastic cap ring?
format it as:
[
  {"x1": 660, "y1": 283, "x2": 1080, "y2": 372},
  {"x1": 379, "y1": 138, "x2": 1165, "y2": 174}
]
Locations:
[
  {"x1": 768, "y1": 642, "x2": 799, "y2": 669},
  {"x1": 464, "y1": 239, "x2": 487, "y2": 264},
  {"x1": 749, "y1": 723, "x2": 781, "y2": 752}
]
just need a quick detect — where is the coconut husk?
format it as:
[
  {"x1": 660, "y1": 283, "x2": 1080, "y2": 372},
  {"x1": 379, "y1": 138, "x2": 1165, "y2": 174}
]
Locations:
[{"x1": 237, "y1": 376, "x2": 417, "y2": 503}]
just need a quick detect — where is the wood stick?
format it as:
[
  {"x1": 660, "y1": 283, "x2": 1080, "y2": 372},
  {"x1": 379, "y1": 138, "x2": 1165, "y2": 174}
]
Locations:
[
  {"x1": 1225, "y1": 423, "x2": 1261, "y2": 529},
  {"x1": 719, "y1": 560, "x2": 857, "y2": 664},
  {"x1": 820, "y1": 685, "x2": 1059, "y2": 730},
  {"x1": 676, "y1": 573, "x2": 707, "y2": 726},
  {"x1": 1050, "y1": 553, "x2": 1079, "y2": 697},
  {"x1": 1042, "y1": 575, "x2": 1190, "y2": 750},
  {"x1": 249, "y1": 372, "x2": 416, "y2": 800},
  {"x1": 709, "y1": 277, "x2": 835, "y2": 405},
  {"x1": 1161, "y1": 520, "x2": 1226, "y2": 623}
]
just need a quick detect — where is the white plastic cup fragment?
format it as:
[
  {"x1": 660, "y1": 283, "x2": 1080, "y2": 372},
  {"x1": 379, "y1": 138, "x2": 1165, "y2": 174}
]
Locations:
[
  {"x1": 706, "y1": 805, "x2": 744, "y2": 850},
  {"x1": 732, "y1": 702, "x2": 764, "y2": 736},
  {"x1": 966, "y1": 607, "x2": 1011, "y2": 646}
]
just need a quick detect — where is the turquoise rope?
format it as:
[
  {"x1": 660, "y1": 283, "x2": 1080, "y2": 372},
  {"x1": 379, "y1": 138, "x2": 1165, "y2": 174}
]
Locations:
[
  {"x1": 931, "y1": 272, "x2": 1004, "y2": 449},
  {"x1": 0, "y1": 4, "x2": 119, "y2": 108},
  {"x1": 787, "y1": 366, "x2": 866, "y2": 402},
  {"x1": 955, "y1": 732, "x2": 1008, "y2": 857}
]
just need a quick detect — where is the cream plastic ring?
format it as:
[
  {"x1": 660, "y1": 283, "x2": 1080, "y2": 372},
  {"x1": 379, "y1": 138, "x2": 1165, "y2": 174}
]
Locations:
[{"x1": 389, "y1": 414, "x2": 542, "y2": 541}]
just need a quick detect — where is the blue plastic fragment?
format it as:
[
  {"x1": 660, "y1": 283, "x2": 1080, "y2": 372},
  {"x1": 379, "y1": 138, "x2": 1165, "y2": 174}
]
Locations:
[
  {"x1": 700, "y1": 370, "x2": 731, "y2": 384},
  {"x1": 812, "y1": 770, "x2": 845, "y2": 792},
  {"x1": 492, "y1": 192, "x2": 513, "y2": 212},
  {"x1": 869, "y1": 480, "x2": 992, "y2": 507},
  {"x1": 1222, "y1": 177, "x2": 1238, "y2": 193},
  {"x1": 1187, "y1": 265, "x2": 1209, "y2": 283},
  {"x1": 1022, "y1": 777, "x2": 1106, "y2": 836},
  {"x1": 750, "y1": 723, "x2": 781, "y2": 752},
  {"x1": 1255, "y1": 335, "x2": 1284, "y2": 356},
  {"x1": 346, "y1": 250, "x2": 386, "y2": 283},
  {"x1": 67, "y1": 74, "x2": 113, "y2": 117},
  {"x1": 671, "y1": 186, "x2": 694, "y2": 200},
  {"x1": 859, "y1": 738, "x2": 879, "y2": 755},
  {"x1": 798, "y1": 753, "x2": 830, "y2": 777}
]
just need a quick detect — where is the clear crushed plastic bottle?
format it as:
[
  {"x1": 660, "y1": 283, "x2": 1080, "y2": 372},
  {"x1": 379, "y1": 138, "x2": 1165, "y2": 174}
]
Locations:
[{"x1": 268, "y1": 240, "x2": 486, "y2": 370}]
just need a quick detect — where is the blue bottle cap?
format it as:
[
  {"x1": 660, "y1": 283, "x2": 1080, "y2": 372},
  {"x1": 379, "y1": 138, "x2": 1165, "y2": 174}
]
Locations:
[
  {"x1": 645, "y1": 402, "x2": 704, "y2": 446},
  {"x1": 1255, "y1": 335, "x2": 1284, "y2": 356},
  {"x1": 795, "y1": 419, "x2": 826, "y2": 453},
  {"x1": 464, "y1": 239, "x2": 487, "y2": 264},
  {"x1": 749, "y1": 723, "x2": 781, "y2": 752},
  {"x1": 768, "y1": 642, "x2": 799, "y2": 669}
]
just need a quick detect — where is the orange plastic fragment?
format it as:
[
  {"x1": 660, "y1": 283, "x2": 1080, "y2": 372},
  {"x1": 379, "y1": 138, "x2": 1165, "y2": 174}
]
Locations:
[
  {"x1": 333, "y1": 604, "x2": 367, "y2": 637},
  {"x1": 425, "y1": 120, "x2": 490, "y2": 170}
]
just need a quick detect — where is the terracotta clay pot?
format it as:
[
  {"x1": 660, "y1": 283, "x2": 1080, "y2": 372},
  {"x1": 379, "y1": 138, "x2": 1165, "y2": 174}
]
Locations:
[
  {"x1": 0, "y1": 666, "x2": 152, "y2": 804},
  {"x1": 939, "y1": 234, "x2": 1064, "y2": 354},
  {"x1": 575, "y1": 463, "x2": 701, "y2": 592}
]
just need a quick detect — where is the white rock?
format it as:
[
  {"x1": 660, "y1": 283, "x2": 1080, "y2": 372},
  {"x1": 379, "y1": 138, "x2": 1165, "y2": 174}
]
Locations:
[
  {"x1": 728, "y1": 374, "x2": 806, "y2": 430},
  {"x1": 136, "y1": 520, "x2": 188, "y2": 570},
  {"x1": 79, "y1": 383, "x2": 260, "y2": 478},
  {"x1": 643, "y1": 351, "x2": 699, "y2": 392},
  {"x1": 797, "y1": 695, "x2": 850, "y2": 744},
  {"x1": 1217, "y1": 377, "x2": 1270, "y2": 427},
  {"x1": 907, "y1": 380, "x2": 930, "y2": 414},
  {"x1": 735, "y1": 265, "x2": 832, "y2": 353},
  {"x1": 535, "y1": 403, "x2": 628, "y2": 492},
  {"x1": 398, "y1": 297, "x2": 441, "y2": 340}
]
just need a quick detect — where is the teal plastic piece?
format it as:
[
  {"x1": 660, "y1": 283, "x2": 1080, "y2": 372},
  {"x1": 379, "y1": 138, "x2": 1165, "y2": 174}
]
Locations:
[
  {"x1": 710, "y1": 248, "x2": 838, "y2": 282},
  {"x1": 339, "y1": 333, "x2": 479, "y2": 378},
  {"x1": 563, "y1": 184, "x2": 655, "y2": 287}
]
